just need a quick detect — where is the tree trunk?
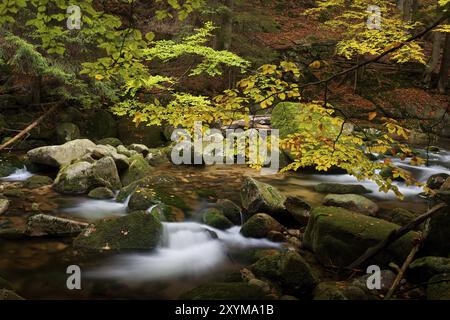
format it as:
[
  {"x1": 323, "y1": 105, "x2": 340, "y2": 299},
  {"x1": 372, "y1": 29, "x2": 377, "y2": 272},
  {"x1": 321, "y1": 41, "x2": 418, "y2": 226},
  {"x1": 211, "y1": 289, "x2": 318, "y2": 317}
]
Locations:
[
  {"x1": 423, "y1": 32, "x2": 443, "y2": 87},
  {"x1": 216, "y1": 0, "x2": 233, "y2": 51},
  {"x1": 438, "y1": 31, "x2": 450, "y2": 93}
]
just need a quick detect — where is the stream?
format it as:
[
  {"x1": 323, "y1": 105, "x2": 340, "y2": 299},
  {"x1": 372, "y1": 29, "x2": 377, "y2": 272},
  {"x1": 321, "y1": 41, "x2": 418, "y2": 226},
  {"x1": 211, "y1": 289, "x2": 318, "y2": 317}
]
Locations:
[{"x1": 0, "y1": 149, "x2": 449, "y2": 299}]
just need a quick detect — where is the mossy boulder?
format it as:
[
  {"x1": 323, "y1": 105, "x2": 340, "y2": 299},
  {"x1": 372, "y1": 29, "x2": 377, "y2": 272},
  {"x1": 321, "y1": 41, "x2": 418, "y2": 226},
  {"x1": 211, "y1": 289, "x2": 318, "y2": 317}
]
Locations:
[
  {"x1": 240, "y1": 177, "x2": 286, "y2": 217},
  {"x1": 74, "y1": 211, "x2": 162, "y2": 251},
  {"x1": 88, "y1": 187, "x2": 115, "y2": 199},
  {"x1": 23, "y1": 175, "x2": 53, "y2": 189},
  {"x1": 203, "y1": 208, "x2": 233, "y2": 230},
  {"x1": 115, "y1": 175, "x2": 182, "y2": 202},
  {"x1": 249, "y1": 251, "x2": 319, "y2": 295},
  {"x1": 408, "y1": 257, "x2": 450, "y2": 283},
  {"x1": 128, "y1": 144, "x2": 149, "y2": 156},
  {"x1": 27, "y1": 139, "x2": 96, "y2": 168},
  {"x1": 426, "y1": 273, "x2": 450, "y2": 300},
  {"x1": 313, "y1": 281, "x2": 373, "y2": 300},
  {"x1": 0, "y1": 154, "x2": 23, "y2": 177},
  {"x1": 216, "y1": 199, "x2": 242, "y2": 225},
  {"x1": 303, "y1": 206, "x2": 418, "y2": 267},
  {"x1": 116, "y1": 145, "x2": 138, "y2": 157},
  {"x1": 180, "y1": 282, "x2": 266, "y2": 300},
  {"x1": 128, "y1": 187, "x2": 187, "y2": 211},
  {"x1": 314, "y1": 183, "x2": 371, "y2": 195},
  {"x1": 97, "y1": 137, "x2": 123, "y2": 147},
  {"x1": 53, "y1": 157, "x2": 121, "y2": 194},
  {"x1": 145, "y1": 146, "x2": 171, "y2": 166},
  {"x1": 87, "y1": 145, "x2": 130, "y2": 170},
  {"x1": 26, "y1": 214, "x2": 88, "y2": 237},
  {"x1": 121, "y1": 154, "x2": 152, "y2": 187},
  {"x1": 240, "y1": 213, "x2": 283, "y2": 238},
  {"x1": 377, "y1": 208, "x2": 415, "y2": 226},
  {"x1": 323, "y1": 194, "x2": 379, "y2": 215}
]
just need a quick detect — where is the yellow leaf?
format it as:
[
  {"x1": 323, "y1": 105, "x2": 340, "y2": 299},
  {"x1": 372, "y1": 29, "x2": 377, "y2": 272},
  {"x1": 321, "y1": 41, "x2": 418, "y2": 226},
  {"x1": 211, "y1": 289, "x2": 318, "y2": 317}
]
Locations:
[{"x1": 368, "y1": 112, "x2": 377, "y2": 121}]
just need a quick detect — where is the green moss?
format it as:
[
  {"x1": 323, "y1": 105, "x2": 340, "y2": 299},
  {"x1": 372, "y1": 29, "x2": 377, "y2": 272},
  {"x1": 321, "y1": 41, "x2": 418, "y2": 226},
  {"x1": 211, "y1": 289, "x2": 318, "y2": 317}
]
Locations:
[
  {"x1": 240, "y1": 213, "x2": 283, "y2": 238},
  {"x1": 203, "y1": 208, "x2": 233, "y2": 230},
  {"x1": 121, "y1": 154, "x2": 152, "y2": 187},
  {"x1": 314, "y1": 183, "x2": 371, "y2": 195},
  {"x1": 88, "y1": 187, "x2": 115, "y2": 199},
  {"x1": 427, "y1": 273, "x2": 450, "y2": 300},
  {"x1": 73, "y1": 211, "x2": 162, "y2": 251},
  {"x1": 180, "y1": 282, "x2": 266, "y2": 300},
  {"x1": 97, "y1": 137, "x2": 123, "y2": 147},
  {"x1": 313, "y1": 282, "x2": 372, "y2": 300},
  {"x1": 409, "y1": 257, "x2": 450, "y2": 283}
]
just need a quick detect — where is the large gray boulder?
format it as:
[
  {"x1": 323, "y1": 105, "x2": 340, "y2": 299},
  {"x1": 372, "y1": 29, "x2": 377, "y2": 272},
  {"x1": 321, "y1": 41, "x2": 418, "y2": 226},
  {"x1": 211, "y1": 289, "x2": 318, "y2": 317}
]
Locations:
[
  {"x1": 303, "y1": 206, "x2": 418, "y2": 267},
  {"x1": 87, "y1": 144, "x2": 130, "y2": 170},
  {"x1": 53, "y1": 156, "x2": 121, "y2": 194},
  {"x1": 27, "y1": 139, "x2": 95, "y2": 167}
]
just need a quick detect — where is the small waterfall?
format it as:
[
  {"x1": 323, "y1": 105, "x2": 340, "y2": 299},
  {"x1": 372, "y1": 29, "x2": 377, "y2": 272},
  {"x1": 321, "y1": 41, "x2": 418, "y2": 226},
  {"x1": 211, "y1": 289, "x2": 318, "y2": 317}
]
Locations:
[
  {"x1": 1, "y1": 166, "x2": 34, "y2": 181},
  {"x1": 62, "y1": 194, "x2": 131, "y2": 220},
  {"x1": 87, "y1": 221, "x2": 279, "y2": 282}
]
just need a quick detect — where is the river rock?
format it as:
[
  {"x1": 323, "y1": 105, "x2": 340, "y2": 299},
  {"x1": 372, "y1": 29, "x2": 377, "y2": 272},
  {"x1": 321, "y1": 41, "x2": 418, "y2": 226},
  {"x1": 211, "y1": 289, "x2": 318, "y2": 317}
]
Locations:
[
  {"x1": 88, "y1": 187, "x2": 115, "y2": 199},
  {"x1": 0, "y1": 154, "x2": 23, "y2": 177},
  {"x1": 116, "y1": 145, "x2": 138, "y2": 157},
  {"x1": 427, "y1": 173, "x2": 449, "y2": 190},
  {"x1": 249, "y1": 251, "x2": 319, "y2": 295},
  {"x1": 127, "y1": 187, "x2": 187, "y2": 212},
  {"x1": 408, "y1": 256, "x2": 450, "y2": 283},
  {"x1": 426, "y1": 273, "x2": 450, "y2": 300},
  {"x1": 202, "y1": 208, "x2": 233, "y2": 230},
  {"x1": 284, "y1": 196, "x2": 311, "y2": 225},
  {"x1": 0, "y1": 199, "x2": 9, "y2": 215},
  {"x1": 421, "y1": 204, "x2": 450, "y2": 256},
  {"x1": 128, "y1": 144, "x2": 149, "y2": 156},
  {"x1": 240, "y1": 177, "x2": 286, "y2": 217},
  {"x1": 97, "y1": 137, "x2": 123, "y2": 147},
  {"x1": 180, "y1": 282, "x2": 266, "y2": 300},
  {"x1": 73, "y1": 211, "x2": 162, "y2": 251},
  {"x1": 26, "y1": 214, "x2": 88, "y2": 237},
  {"x1": 323, "y1": 194, "x2": 379, "y2": 215},
  {"x1": 87, "y1": 145, "x2": 130, "y2": 170},
  {"x1": 303, "y1": 206, "x2": 418, "y2": 267},
  {"x1": 314, "y1": 183, "x2": 371, "y2": 195},
  {"x1": 351, "y1": 270, "x2": 396, "y2": 295},
  {"x1": 377, "y1": 208, "x2": 415, "y2": 226},
  {"x1": 116, "y1": 175, "x2": 182, "y2": 202},
  {"x1": 216, "y1": 199, "x2": 242, "y2": 225},
  {"x1": 27, "y1": 139, "x2": 96, "y2": 168},
  {"x1": 23, "y1": 175, "x2": 53, "y2": 189},
  {"x1": 56, "y1": 122, "x2": 80, "y2": 144},
  {"x1": 240, "y1": 213, "x2": 284, "y2": 238},
  {"x1": 53, "y1": 157, "x2": 121, "y2": 194},
  {"x1": 313, "y1": 281, "x2": 372, "y2": 300},
  {"x1": 121, "y1": 154, "x2": 152, "y2": 187}
]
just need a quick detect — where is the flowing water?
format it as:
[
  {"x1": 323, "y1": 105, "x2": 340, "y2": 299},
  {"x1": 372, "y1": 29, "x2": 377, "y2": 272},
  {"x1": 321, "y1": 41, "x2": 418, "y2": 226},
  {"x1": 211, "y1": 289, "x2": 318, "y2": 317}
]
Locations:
[{"x1": 0, "y1": 149, "x2": 449, "y2": 299}]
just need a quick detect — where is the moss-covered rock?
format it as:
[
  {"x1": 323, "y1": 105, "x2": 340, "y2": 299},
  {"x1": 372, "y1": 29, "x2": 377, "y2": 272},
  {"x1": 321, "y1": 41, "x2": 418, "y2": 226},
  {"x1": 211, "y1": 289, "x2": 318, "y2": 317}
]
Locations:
[
  {"x1": 128, "y1": 144, "x2": 149, "y2": 156},
  {"x1": 121, "y1": 154, "x2": 152, "y2": 187},
  {"x1": 23, "y1": 175, "x2": 53, "y2": 189},
  {"x1": 240, "y1": 213, "x2": 283, "y2": 238},
  {"x1": 115, "y1": 175, "x2": 182, "y2": 202},
  {"x1": 26, "y1": 214, "x2": 88, "y2": 237},
  {"x1": 215, "y1": 199, "x2": 242, "y2": 225},
  {"x1": 88, "y1": 145, "x2": 130, "y2": 170},
  {"x1": 323, "y1": 194, "x2": 379, "y2": 215},
  {"x1": 180, "y1": 282, "x2": 266, "y2": 300},
  {"x1": 249, "y1": 251, "x2": 319, "y2": 295},
  {"x1": 97, "y1": 137, "x2": 123, "y2": 147},
  {"x1": 377, "y1": 208, "x2": 415, "y2": 226},
  {"x1": 74, "y1": 211, "x2": 162, "y2": 251},
  {"x1": 203, "y1": 208, "x2": 233, "y2": 230},
  {"x1": 408, "y1": 257, "x2": 450, "y2": 283},
  {"x1": 426, "y1": 273, "x2": 450, "y2": 300},
  {"x1": 303, "y1": 206, "x2": 418, "y2": 267},
  {"x1": 426, "y1": 173, "x2": 449, "y2": 190},
  {"x1": 88, "y1": 187, "x2": 115, "y2": 199},
  {"x1": 314, "y1": 183, "x2": 371, "y2": 195},
  {"x1": 145, "y1": 146, "x2": 171, "y2": 166},
  {"x1": 240, "y1": 177, "x2": 286, "y2": 217},
  {"x1": 53, "y1": 157, "x2": 121, "y2": 194},
  {"x1": 0, "y1": 154, "x2": 23, "y2": 177},
  {"x1": 127, "y1": 187, "x2": 187, "y2": 212},
  {"x1": 313, "y1": 281, "x2": 373, "y2": 300},
  {"x1": 116, "y1": 145, "x2": 138, "y2": 157}
]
